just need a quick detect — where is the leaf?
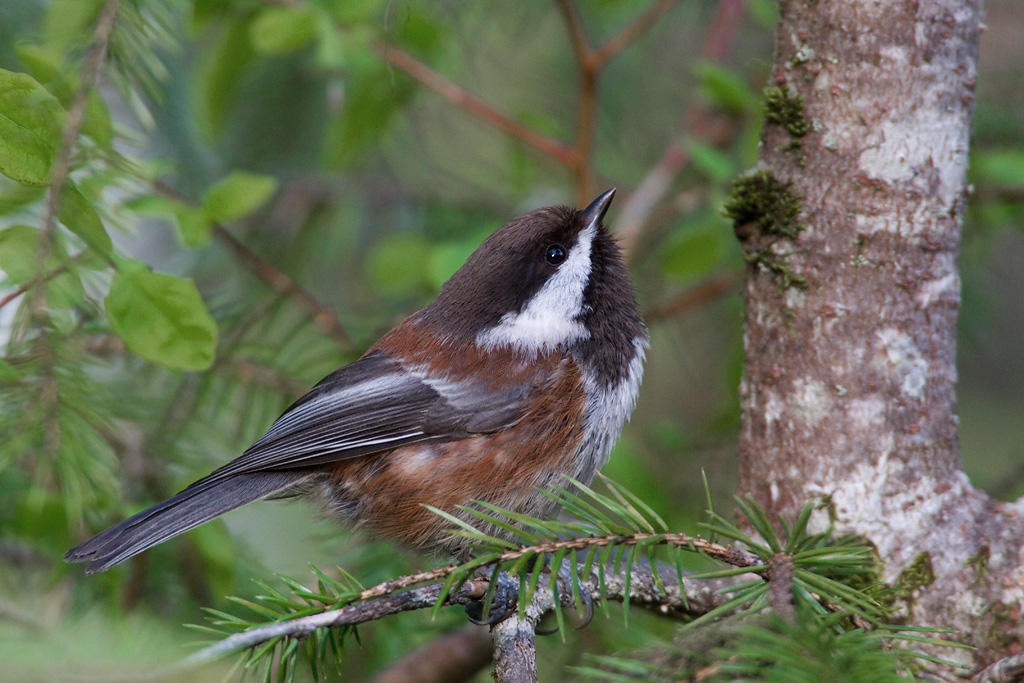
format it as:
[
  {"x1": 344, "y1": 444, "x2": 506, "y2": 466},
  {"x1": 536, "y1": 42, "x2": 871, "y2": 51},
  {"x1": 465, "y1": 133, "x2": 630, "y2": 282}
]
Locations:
[
  {"x1": 58, "y1": 182, "x2": 112, "y2": 255},
  {"x1": 367, "y1": 233, "x2": 431, "y2": 297},
  {"x1": 694, "y1": 62, "x2": 758, "y2": 115},
  {"x1": 970, "y1": 148, "x2": 1024, "y2": 186},
  {"x1": 202, "y1": 171, "x2": 278, "y2": 223},
  {"x1": 0, "y1": 224, "x2": 44, "y2": 282},
  {"x1": 15, "y1": 45, "x2": 114, "y2": 147},
  {"x1": 249, "y1": 6, "x2": 319, "y2": 55},
  {"x1": 105, "y1": 264, "x2": 218, "y2": 370},
  {"x1": 427, "y1": 241, "x2": 476, "y2": 289},
  {"x1": 0, "y1": 69, "x2": 64, "y2": 186},
  {"x1": 686, "y1": 139, "x2": 736, "y2": 182},
  {"x1": 0, "y1": 182, "x2": 45, "y2": 216},
  {"x1": 197, "y1": 18, "x2": 255, "y2": 134},
  {"x1": 175, "y1": 205, "x2": 214, "y2": 247},
  {"x1": 0, "y1": 223, "x2": 83, "y2": 309},
  {"x1": 324, "y1": 61, "x2": 413, "y2": 168},
  {"x1": 122, "y1": 192, "x2": 185, "y2": 214},
  {"x1": 660, "y1": 223, "x2": 724, "y2": 280}
]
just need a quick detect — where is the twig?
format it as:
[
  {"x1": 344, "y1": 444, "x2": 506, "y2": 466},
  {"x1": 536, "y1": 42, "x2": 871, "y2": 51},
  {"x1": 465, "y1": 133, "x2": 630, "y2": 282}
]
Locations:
[
  {"x1": 0, "y1": 599, "x2": 45, "y2": 631},
  {"x1": 555, "y1": 0, "x2": 591, "y2": 71},
  {"x1": 768, "y1": 552, "x2": 795, "y2": 620},
  {"x1": 555, "y1": 0, "x2": 596, "y2": 203},
  {"x1": 643, "y1": 272, "x2": 740, "y2": 323},
  {"x1": 970, "y1": 185, "x2": 1024, "y2": 204},
  {"x1": 0, "y1": 252, "x2": 88, "y2": 311},
  {"x1": 34, "y1": 0, "x2": 120, "y2": 303},
  {"x1": 177, "y1": 532, "x2": 761, "y2": 669},
  {"x1": 229, "y1": 358, "x2": 309, "y2": 396},
  {"x1": 151, "y1": 180, "x2": 353, "y2": 350},
  {"x1": 180, "y1": 582, "x2": 455, "y2": 668},
  {"x1": 971, "y1": 653, "x2": 1024, "y2": 683},
  {"x1": 28, "y1": 0, "x2": 119, "y2": 468},
  {"x1": 592, "y1": 0, "x2": 681, "y2": 70},
  {"x1": 370, "y1": 624, "x2": 492, "y2": 683},
  {"x1": 372, "y1": 42, "x2": 581, "y2": 169},
  {"x1": 178, "y1": 557, "x2": 728, "y2": 672},
  {"x1": 617, "y1": 144, "x2": 691, "y2": 257},
  {"x1": 615, "y1": 0, "x2": 744, "y2": 257},
  {"x1": 699, "y1": 0, "x2": 746, "y2": 62}
]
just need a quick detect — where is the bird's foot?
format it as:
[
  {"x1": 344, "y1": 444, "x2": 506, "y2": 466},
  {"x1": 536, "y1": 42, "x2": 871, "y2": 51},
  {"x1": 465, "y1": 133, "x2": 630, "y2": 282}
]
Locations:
[
  {"x1": 463, "y1": 570, "x2": 519, "y2": 626},
  {"x1": 535, "y1": 566, "x2": 594, "y2": 635}
]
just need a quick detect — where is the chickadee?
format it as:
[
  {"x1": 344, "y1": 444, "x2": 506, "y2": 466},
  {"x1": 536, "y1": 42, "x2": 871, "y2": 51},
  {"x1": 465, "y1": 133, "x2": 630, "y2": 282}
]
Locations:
[{"x1": 66, "y1": 189, "x2": 647, "y2": 574}]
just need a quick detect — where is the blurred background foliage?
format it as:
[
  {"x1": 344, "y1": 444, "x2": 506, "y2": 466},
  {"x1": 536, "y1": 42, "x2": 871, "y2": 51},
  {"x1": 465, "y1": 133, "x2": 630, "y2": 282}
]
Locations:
[{"x1": 0, "y1": 0, "x2": 1020, "y2": 679}]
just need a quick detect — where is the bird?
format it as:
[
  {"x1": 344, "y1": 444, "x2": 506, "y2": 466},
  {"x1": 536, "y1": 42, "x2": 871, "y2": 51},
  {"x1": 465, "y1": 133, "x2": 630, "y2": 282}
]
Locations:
[{"x1": 66, "y1": 188, "x2": 647, "y2": 574}]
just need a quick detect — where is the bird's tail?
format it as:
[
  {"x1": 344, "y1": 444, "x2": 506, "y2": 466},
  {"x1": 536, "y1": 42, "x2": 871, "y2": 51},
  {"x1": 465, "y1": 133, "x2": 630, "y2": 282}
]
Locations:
[{"x1": 65, "y1": 471, "x2": 308, "y2": 574}]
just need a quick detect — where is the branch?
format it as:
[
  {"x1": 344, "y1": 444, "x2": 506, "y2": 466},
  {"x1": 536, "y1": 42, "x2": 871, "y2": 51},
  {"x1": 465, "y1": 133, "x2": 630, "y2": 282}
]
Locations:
[
  {"x1": 768, "y1": 553, "x2": 795, "y2": 621},
  {"x1": 27, "y1": 0, "x2": 119, "y2": 468},
  {"x1": 177, "y1": 531, "x2": 760, "y2": 671},
  {"x1": 554, "y1": 0, "x2": 590, "y2": 71},
  {"x1": 0, "y1": 599, "x2": 45, "y2": 631},
  {"x1": 151, "y1": 180, "x2": 353, "y2": 350},
  {"x1": 643, "y1": 272, "x2": 740, "y2": 323},
  {"x1": 592, "y1": 0, "x2": 681, "y2": 70},
  {"x1": 372, "y1": 42, "x2": 581, "y2": 169},
  {"x1": 554, "y1": 0, "x2": 596, "y2": 203},
  {"x1": 615, "y1": 0, "x2": 744, "y2": 257},
  {"x1": 617, "y1": 143, "x2": 691, "y2": 258},
  {"x1": 178, "y1": 565, "x2": 722, "y2": 672},
  {"x1": 34, "y1": 0, "x2": 120, "y2": 307},
  {"x1": 180, "y1": 582, "x2": 457, "y2": 668},
  {"x1": 369, "y1": 625, "x2": 492, "y2": 683},
  {"x1": 0, "y1": 251, "x2": 88, "y2": 311},
  {"x1": 971, "y1": 653, "x2": 1024, "y2": 683}
]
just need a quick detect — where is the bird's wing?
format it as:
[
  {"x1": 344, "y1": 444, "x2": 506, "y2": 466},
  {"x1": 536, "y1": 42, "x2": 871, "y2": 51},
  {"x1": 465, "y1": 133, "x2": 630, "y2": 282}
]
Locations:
[{"x1": 194, "y1": 350, "x2": 530, "y2": 483}]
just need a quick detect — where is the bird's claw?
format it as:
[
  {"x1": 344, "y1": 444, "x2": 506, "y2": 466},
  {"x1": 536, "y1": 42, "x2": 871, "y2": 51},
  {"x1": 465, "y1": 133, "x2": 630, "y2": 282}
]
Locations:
[
  {"x1": 535, "y1": 574, "x2": 594, "y2": 635},
  {"x1": 464, "y1": 571, "x2": 519, "y2": 625}
]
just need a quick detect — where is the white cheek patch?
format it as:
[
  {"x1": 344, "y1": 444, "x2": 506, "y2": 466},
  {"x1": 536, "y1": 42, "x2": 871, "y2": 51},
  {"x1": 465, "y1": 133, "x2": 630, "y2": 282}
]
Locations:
[{"x1": 476, "y1": 223, "x2": 596, "y2": 354}]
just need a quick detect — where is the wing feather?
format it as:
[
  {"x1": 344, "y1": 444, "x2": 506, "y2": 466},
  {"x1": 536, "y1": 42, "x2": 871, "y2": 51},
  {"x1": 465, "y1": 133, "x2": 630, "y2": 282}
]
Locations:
[{"x1": 194, "y1": 350, "x2": 528, "y2": 482}]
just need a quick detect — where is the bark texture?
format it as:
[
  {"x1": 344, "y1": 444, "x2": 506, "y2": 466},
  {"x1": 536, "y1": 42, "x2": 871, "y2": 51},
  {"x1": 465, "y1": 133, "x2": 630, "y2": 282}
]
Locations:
[{"x1": 735, "y1": 0, "x2": 1023, "y2": 664}]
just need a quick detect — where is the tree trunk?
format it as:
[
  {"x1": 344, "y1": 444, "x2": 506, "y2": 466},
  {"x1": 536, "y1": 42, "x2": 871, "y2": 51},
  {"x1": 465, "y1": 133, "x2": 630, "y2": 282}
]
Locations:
[{"x1": 734, "y1": 0, "x2": 1022, "y2": 664}]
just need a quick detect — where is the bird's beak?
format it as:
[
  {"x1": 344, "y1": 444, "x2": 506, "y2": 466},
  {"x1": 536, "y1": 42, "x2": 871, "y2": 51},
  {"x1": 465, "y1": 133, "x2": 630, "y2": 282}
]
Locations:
[{"x1": 580, "y1": 188, "x2": 616, "y2": 230}]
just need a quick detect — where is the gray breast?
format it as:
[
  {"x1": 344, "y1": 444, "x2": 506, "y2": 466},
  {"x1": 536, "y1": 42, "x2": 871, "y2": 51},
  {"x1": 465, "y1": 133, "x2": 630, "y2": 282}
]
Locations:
[{"x1": 570, "y1": 336, "x2": 648, "y2": 485}]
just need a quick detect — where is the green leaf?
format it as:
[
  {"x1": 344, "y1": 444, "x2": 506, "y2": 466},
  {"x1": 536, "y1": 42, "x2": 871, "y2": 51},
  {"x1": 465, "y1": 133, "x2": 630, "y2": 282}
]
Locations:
[
  {"x1": 747, "y1": 0, "x2": 780, "y2": 29},
  {"x1": 16, "y1": 45, "x2": 114, "y2": 147},
  {"x1": 694, "y1": 62, "x2": 758, "y2": 115},
  {"x1": 427, "y1": 241, "x2": 476, "y2": 289},
  {"x1": 197, "y1": 18, "x2": 255, "y2": 134},
  {"x1": 41, "y1": 0, "x2": 103, "y2": 54},
  {"x1": 686, "y1": 139, "x2": 736, "y2": 182},
  {"x1": 0, "y1": 224, "x2": 43, "y2": 282},
  {"x1": 202, "y1": 171, "x2": 278, "y2": 223},
  {"x1": 367, "y1": 233, "x2": 431, "y2": 297},
  {"x1": 0, "y1": 223, "x2": 83, "y2": 309},
  {"x1": 249, "y1": 6, "x2": 319, "y2": 55},
  {"x1": 324, "y1": 62, "x2": 412, "y2": 168},
  {"x1": 970, "y1": 148, "x2": 1024, "y2": 186},
  {"x1": 121, "y1": 193, "x2": 182, "y2": 216},
  {"x1": 175, "y1": 205, "x2": 214, "y2": 247},
  {"x1": 0, "y1": 69, "x2": 64, "y2": 186},
  {"x1": 661, "y1": 223, "x2": 724, "y2": 280},
  {"x1": 0, "y1": 181, "x2": 45, "y2": 216},
  {"x1": 105, "y1": 264, "x2": 218, "y2": 370},
  {"x1": 58, "y1": 182, "x2": 112, "y2": 255}
]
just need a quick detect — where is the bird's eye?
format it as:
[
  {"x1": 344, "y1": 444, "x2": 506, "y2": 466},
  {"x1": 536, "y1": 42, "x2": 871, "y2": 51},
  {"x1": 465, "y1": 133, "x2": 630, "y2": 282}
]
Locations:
[{"x1": 545, "y1": 244, "x2": 567, "y2": 265}]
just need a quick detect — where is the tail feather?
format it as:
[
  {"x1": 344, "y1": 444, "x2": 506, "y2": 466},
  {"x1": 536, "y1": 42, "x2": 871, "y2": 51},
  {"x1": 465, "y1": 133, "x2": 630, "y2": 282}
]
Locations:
[{"x1": 65, "y1": 471, "x2": 307, "y2": 574}]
